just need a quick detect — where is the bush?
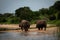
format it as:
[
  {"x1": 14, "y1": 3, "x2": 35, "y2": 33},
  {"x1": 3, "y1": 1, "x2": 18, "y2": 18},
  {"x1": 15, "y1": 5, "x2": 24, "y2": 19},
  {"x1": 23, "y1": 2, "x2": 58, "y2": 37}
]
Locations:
[
  {"x1": 30, "y1": 20, "x2": 36, "y2": 24},
  {"x1": 47, "y1": 20, "x2": 57, "y2": 24},
  {"x1": 55, "y1": 20, "x2": 60, "y2": 26}
]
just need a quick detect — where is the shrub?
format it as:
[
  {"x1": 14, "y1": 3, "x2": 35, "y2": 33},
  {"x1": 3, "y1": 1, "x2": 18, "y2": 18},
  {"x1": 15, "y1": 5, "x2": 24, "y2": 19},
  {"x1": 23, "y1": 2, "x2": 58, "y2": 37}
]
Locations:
[{"x1": 55, "y1": 20, "x2": 60, "y2": 26}]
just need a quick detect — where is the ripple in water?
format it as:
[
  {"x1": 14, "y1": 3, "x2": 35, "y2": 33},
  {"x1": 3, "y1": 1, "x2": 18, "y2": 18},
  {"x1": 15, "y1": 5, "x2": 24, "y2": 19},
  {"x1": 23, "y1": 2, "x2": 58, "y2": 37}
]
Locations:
[{"x1": 0, "y1": 31, "x2": 58, "y2": 40}]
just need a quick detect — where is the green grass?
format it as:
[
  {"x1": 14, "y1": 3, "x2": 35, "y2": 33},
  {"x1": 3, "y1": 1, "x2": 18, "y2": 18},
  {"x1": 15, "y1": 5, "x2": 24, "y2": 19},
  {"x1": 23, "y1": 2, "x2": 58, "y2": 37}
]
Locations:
[{"x1": 47, "y1": 20, "x2": 60, "y2": 26}]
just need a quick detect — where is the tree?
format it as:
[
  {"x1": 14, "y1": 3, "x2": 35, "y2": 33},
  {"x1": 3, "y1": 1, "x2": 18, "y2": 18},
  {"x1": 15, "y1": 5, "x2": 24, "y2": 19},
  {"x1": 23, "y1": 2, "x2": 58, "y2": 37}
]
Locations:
[
  {"x1": 49, "y1": 6, "x2": 57, "y2": 15},
  {"x1": 54, "y1": 1, "x2": 60, "y2": 19},
  {"x1": 15, "y1": 7, "x2": 40, "y2": 21},
  {"x1": 53, "y1": 1, "x2": 60, "y2": 11},
  {"x1": 32, "y1": 11, "x2": 40, "y2": 20},
  {"x1": 52, "y1": 1, "x2": 60, "y2": 19},
  {"x1": 57, "y1": 12, "x2": 60, "y2": 20},
  {"x1": 3, "y1": 13, "x2": 13, "y2": 18},
  {"x1": 15, "y1": 7, "x2": 32, "y2": 21},
  {"x1": 0, "y1": 14, "x2": 3, "y2": 17},
  {"x1": 0, "y1": 13, "x2": 7, "y2": 23},
  {"x1": 49, "y1": 15, "x2": 56, "y2": 20},
  {"x1": 39, "y1": 8, "x2": 48, "y2": 15},
  {"x1": 7, "y1": 16, "x2": 20, "y2": 24}
]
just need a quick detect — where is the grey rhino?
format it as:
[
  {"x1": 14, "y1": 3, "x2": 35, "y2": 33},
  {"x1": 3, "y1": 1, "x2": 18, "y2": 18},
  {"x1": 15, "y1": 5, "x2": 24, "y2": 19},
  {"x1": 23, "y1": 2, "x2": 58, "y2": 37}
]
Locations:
[
  {"x1": 19, "y1": 20, "x2": 30, "y2": 32},
  {"x1": 36, "y1": 20, "x2": 47, "y2": 31}
]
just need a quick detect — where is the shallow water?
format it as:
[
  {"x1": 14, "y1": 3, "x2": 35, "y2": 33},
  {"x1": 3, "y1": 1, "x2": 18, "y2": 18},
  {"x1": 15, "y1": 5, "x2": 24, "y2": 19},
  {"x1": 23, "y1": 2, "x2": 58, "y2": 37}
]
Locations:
[{"x1": 0, "y1": 31, "x2": 58, "y2": 40}]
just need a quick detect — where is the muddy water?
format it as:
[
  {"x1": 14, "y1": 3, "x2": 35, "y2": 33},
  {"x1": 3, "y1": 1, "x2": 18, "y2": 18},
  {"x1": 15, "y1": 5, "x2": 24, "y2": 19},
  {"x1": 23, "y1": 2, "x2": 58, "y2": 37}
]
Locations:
[{"x1": 0, "y1": 31, "x2": 58, "y2": 40}]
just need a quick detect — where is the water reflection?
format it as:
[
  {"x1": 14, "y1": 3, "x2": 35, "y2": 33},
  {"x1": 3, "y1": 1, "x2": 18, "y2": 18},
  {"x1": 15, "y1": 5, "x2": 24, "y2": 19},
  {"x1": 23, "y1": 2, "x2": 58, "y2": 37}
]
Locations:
[
  {"x1": 0, "y1": 32, "x2": 7, "y2": 34},
  {"x1": 0, "y1": 26, "x2": 60, "y2": 40},
  {"x1": 0, "y1": 31, "x2": 58, "y2": 40},
  {"x1": 57, "y1": 27, "x2": 60, "y2": 40},
  {"x1": 20, "y1": 32, "x2": 29, "y2": 36}
]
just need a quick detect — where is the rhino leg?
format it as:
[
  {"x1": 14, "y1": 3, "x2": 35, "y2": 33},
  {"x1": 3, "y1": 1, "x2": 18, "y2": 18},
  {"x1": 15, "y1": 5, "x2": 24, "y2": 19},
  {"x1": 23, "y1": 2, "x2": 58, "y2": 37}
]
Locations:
[
  {"x1": 24, "y1": 27, "x2": 28, "y2": 32},
  {"x1": 44, "y1": 26, "x2": 46, "y2": 31},
  {"x1": 21, "y1": 27, "x2": 23, "y2": 31},
  {"x1": 44, "y1": 25, "x2": 46, "y2": 31},
  {"x1": 41, "y1": 27, "x2": 43, "y2": 30}
]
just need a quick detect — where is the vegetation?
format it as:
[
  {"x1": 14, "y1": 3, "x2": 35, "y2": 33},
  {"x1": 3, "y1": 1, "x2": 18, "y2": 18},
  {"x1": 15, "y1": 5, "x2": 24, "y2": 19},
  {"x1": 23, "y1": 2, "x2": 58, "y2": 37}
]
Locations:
[{"x1": 0, "y1": 1, "x2": 60, "y2": 25}]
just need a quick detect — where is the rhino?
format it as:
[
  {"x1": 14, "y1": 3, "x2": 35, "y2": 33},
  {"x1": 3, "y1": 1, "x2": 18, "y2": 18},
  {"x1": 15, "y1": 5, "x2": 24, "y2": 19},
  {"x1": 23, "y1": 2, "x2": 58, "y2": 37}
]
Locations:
[
  {"x1": 19, "y1": 20, "x2": 30, "y2": 32},
  {"x1": 36, "y1": 20, "x2": 47, "y2": 31}
]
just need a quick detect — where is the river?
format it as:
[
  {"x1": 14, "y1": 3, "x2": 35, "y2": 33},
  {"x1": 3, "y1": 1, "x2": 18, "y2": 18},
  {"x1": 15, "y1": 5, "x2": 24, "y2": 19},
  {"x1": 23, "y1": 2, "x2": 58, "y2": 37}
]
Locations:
[{"x1": 0, "y1": 30, "x2": 58, "y2": 40}]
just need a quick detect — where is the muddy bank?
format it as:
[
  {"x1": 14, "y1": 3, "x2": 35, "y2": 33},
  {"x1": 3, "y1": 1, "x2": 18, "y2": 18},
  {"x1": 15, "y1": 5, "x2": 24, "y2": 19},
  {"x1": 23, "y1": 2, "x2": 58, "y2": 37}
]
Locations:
[
  {"x1": 0, "y1": 27, "x2": 57, "y2": 35},
  {"x1": 0, "y1": 24, "x2": 56, "y2": 29}
]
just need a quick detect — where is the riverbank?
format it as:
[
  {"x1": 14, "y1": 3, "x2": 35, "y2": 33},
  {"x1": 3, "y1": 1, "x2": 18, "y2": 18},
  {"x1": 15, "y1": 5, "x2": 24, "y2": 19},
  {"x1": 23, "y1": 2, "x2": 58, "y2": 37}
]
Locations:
[
  {"x1": 0, "y1": 27, "x2": 58, "y2": 40},
  {"x1": 0, "y1": 24, "x2": 57, "y2": 35},
  {"x1": 0, "y1": 24, "x2": 56, "y2": 29}
]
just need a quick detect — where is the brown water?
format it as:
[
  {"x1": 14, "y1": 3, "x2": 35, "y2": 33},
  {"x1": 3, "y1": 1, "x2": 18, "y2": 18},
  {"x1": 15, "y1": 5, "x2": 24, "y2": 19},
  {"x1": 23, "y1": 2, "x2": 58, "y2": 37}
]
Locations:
[{"x1": 0, "y1": 31, "x2": 58, "y2": 40}]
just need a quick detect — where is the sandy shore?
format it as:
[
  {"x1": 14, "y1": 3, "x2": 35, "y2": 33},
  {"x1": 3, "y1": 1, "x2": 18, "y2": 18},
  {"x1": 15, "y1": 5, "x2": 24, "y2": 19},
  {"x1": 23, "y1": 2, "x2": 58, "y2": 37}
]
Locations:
[
  {"x1": 0, "y1": 27, "x2": 57, "y2": 35},
  {"x1": 0, "y1": 24, "x2": 56, "y2": 29},
  {"x1": 0, "y1": 24, "x2": 57, "y2": 35},
  {"x1": 0, "y1": 24, "x2": 57, "y2": 33}
]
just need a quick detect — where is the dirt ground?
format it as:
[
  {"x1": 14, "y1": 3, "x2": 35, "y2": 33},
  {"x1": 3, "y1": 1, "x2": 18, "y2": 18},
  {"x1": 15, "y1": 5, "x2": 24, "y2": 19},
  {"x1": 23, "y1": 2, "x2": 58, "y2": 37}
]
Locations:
[
  {"x1": 0, "y1": 24, "x2": 56, "y2": 29},
  {"x1": 0, "y1": 24, "x2": 57, "y2": 35}
]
